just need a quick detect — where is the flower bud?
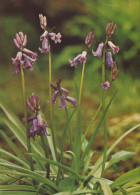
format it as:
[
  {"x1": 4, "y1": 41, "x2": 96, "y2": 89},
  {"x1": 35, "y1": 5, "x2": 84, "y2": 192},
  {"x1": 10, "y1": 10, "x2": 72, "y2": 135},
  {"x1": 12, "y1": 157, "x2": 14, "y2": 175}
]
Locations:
[
  {"x1": 106, "y1": 22, "x2": 117, "y2": 38},
  {"x1": 111, "y1": 66, "x2": 119, "y2": 81},
  {"x1": 85, "y1": 32, "x2": 95, "y2": 48},
  {"x1": 27, "y1": 93, "x2": 41, "y2": 113}
]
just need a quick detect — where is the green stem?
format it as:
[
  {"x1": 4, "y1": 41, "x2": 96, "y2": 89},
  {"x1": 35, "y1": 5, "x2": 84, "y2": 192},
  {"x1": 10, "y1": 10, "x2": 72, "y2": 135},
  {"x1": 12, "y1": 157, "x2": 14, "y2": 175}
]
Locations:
[
  {"x1": 41, "y1": 135, "x2": 50, "y2": 179},
  {"x1": 74, "y1": 61, "x2": 86, "y2": 172},
  {"x1": 65, "y1": 108, "x2": 73, "y2": 151},
  {"x1": 48, "y1": 51, "x2": 58, "y2": 161},
  {"x1": 20, "y1": 65, "x2": 34, "y2": 171},
  {"x1": 101, "y1": 38, "x2": 108, "y2": 177},
  {"x1": 82, "y1": 102, "x2": 102, "y2": 143}
]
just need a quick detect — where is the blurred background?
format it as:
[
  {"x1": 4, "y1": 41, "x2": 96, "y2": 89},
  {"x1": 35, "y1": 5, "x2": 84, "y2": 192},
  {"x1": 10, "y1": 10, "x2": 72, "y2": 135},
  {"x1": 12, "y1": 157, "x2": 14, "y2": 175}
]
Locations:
[{"x1": 0, "y1": 0, "x2": 140, "y2": 178}]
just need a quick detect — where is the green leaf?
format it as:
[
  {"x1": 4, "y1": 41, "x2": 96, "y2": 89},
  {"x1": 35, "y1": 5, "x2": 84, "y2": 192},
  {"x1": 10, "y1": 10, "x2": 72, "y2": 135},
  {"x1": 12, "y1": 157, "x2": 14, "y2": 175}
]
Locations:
[
  {"x1": 100, "y1": 182, "x2": 113, "y2": 195},
  {"x1": 0, "y1": 184, "x2": 36, "y2": 191},
  {"x1": 58, "y1": 177, "x2": 79, "y2": 192},
  {"x1": 0, "y1": 162, "x2": 58, "y2": 191},
  {"x1": 28, "y1": 154, "x2": 83, "y2": 180},
  {"x1": 0, "y1": 100, "x2": 25, "y2": 131},
  {"x1": 0, "y1": 192, "x2": 40, "y2": 195},
  {"x1": 111, "y1": 167, "x2": 140, "y2": 189},
  {"x1": 107, "y1": 150, "x2": 135, "y2": 169},
  {"x1": 87, "y1": 124, "x2": 140, "y2": 177},
  {"x1": 80, "y1": 90, "x2": 117, "y2": 166},
  {"x1": 0, "y1": 130, "x2": 26, "y2": 162},
  {"x1": 0, "y1": 149, "x2": 29, "y2": 169}
]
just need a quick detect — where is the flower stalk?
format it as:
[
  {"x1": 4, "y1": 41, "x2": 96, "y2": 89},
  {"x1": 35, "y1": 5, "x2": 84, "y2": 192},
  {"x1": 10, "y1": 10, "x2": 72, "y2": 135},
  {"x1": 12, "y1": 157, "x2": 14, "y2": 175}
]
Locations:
[
  {"x1": 41, "y1": 135, "x2": 50, "y2": 178},
  {"x1": 48, "y1": 51, "x2": 58, "y2": 161},
  {"x1": 20, "y1": 64, "x2": 34, "y2": 171},
  {"x1": 101, "y1": 37, "x2": 108, "y2": 177},
  {"x1": 74, "y1": 60, "x2": 86, "y2": 172}
]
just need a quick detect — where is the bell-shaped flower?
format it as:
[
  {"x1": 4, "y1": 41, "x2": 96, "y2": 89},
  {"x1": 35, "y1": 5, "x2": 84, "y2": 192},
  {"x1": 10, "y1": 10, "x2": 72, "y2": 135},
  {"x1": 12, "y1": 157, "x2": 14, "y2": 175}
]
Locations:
[
  {"x1": 26, "y1": 93, "x2": 41, "y2": 113},
  {"x1": 65, "y1": 96, "x2": 77, "y2": 107},
  {"x1": 92, "y1": 43, "x2": 104, "y2": 59},
  {"x1": 23, "y1": 48, "x2": 37, "y2": 58},
  {"x1": 108, "y1": 41, "x2": 120, "y2": 54},
  {"x1": 85, "y1": 32, "x2": 95, "y2": 48},
  {"x1": 40, "y1": 30, "x2": 49, "y2": 41},
  {"x1": 11, "y1": 52, "x2": 23, "y2": 74},
  {"x1": 49, "y1": 32, "x2": 62, "y2": 44},
  {"x1": 106, "y1": 52, "x2": 116, "y2": 68},
  {"x1": 60, "y1": 95, "x2": 68, "y2": 108},
  {"x1": 79, "y1": 51, "x2": 87, "y2": 63},
  {"x1": 39, "y1": 38, "x2": 50, "y2": 54},
  {"x1": 12, "y1": 32, "x2": 37, "y2": 74},
  {"x1": 51, "y1": 79, "x2": 77, "y2": 108},
  {"x1": 101, "y1": 81, "x2": 110, "y2": 90},
  {"x1": 69, "y1": 51, "x2": 87, "y2": 68},
  {"x1": 39, "y1": 14, "x2": 47, "y2": 30},
  {"x1": 29, "y1": 114, "x2": 49, "y2": 138}
]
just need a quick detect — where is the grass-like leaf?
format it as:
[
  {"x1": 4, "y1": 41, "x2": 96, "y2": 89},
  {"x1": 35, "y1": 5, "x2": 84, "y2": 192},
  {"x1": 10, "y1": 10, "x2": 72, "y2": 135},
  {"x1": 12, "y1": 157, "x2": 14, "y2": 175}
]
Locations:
[
  {"x1": 0, "y1": 130, "x2": 26, "y2": 162},
  {"x1": 107, "y1": 150, "x2": 135, "y2": 169},
  {"x1": 111, "y1": 167, "x2": 140, "y2": 189},
  {"x1": 80, "y1": 90, "x2": 117, "y2": 166},
  {"x1": 87, "y1": 124, "x2": 140, "y2": 177},
  {"x1": 0, "y1": 149, "x2": 29, "y2": 169},
  {"x1": 0, "y1": 162, "x2": 58, "y2": 191},
  {"x1": 100, "y1": 182, "x2": 113, "y2": 195},
  {"x1": 28, "y1": 154, "x2": 83, "y2": 180}
]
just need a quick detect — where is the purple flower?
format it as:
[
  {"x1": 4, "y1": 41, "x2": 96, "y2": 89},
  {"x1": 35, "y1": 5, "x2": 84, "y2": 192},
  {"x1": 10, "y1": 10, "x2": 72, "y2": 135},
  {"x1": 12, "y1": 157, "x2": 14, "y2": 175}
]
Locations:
[
  {"x1": 79, "y1": 51, "x2": 87, "y2": 63},
  {"x1": 51, "y1": 79, "x2": 77, "y2": 108},
  {"x1": 101, "y1": 81, "x2": 110, "y2": 90},
  {"x1": 85, "y1": 32, "x2": 95, "y2": 48},
  {"x1": 49, "y1": 32, "x2": 62, "y2": 44},
  {"x1": 22, "y1": 115, "x2": 36, "y2": 124},
  {"x1": 60, "y1": 95, "x2": 68, "y2": 108},
  {"x1": 11, "y1": 52, "x2": 23, "y2": 74},
  {"x1": 14, "y1": 32, "x2": 27, "y2": 49},
  {"x1": 12, "y1": 32, "x2": 37, "y2": 74},
  {"x1": 26, "y1": 93, "x2": 41, "y2": 113},
  {"x1": 65, "y1": 96, "x2": 77, "y2": 107},
  {"x1": 39, "y1": 14, "x2": 47, "y2": 30},
  {"x1": 23, "y1": 48, "x2": 37, "y2": 58},
  {"x1": 40, "y1": 30, "x2": 49, "y2": 41},
  {"x1": 29, "y1": 114, "x2": 50, "y2": 138},
  {"x1": 92, "y1": 43, "x2": 104, "y2": 59},
  {"x1": 106, "y1": 22, "x2": 117, "y2": 37},
  {"x1": 39, "y1": 38, "x2": 50, "y2": 54},
  {"x1": 69, "y1": 54, "x2": 81, "y2": 68},
  {"x1": 106, "y1": 52, "x2": 116, "y2": 68},
  {"x1": 108, "y1": 41, "x2": 120, "y2": 54},
  {"x1": 69, "y1": 51, "x2": 87, "y2": 68}
]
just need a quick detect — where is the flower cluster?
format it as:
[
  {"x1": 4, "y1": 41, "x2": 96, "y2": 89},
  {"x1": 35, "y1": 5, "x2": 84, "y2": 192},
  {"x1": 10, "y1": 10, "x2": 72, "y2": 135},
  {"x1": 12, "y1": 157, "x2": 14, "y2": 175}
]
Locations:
[
  {"x1": 92, "y1": 22, "x2": 120, "y2": 89},
  {"x1": 39, "y1": 14, "x2": 62, "y2": 54},
  {"x1": 69, "y1": 32, "x2": 95, "y2": 68},
  {"x1": 11, "y1": 32, "x2": 37, "y2": 75},
  {"x1": 69, "y1": 23, "x2": 119, "y2": 90},
  {"x1": 51, "y1": 79, "x2": 77, "y2": 108},
  {"x1": 69, "y1": 51, "x2": 87, "y2": 68},
  {"x1": 24, "y1": 93, "x2": 50, "y2": 139}
]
